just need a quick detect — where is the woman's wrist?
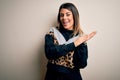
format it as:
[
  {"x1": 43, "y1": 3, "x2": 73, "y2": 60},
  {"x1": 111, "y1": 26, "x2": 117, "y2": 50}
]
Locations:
[{"x1": 74, "y1": 40, "x2": 82, "y2": 47}]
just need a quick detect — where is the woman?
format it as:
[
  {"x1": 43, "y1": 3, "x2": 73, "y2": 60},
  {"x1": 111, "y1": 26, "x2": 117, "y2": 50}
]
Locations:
[{"x1": 44, "y1": 3, "x2": 96, "y2": 80}]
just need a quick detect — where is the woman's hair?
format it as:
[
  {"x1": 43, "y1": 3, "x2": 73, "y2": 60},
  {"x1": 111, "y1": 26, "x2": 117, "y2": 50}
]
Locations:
[{"x1": 57, "y1": 3, "x2": 84, "y2": 36}]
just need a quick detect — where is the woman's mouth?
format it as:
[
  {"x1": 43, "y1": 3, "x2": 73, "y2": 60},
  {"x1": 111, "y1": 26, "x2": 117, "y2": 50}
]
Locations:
[{"x1": 62, "y1": 20, "x2": 70, "y2": 26}]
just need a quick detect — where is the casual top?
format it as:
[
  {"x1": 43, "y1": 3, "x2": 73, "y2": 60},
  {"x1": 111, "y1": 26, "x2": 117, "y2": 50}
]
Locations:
[{"x1": 45, "y1": 27, "x2": 88, "y2": 73}]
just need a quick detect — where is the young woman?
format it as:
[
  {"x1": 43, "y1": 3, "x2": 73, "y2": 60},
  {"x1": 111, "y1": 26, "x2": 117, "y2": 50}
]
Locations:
[{"x1": 44, "y1": 3, "x2": 96, "y2": 80}]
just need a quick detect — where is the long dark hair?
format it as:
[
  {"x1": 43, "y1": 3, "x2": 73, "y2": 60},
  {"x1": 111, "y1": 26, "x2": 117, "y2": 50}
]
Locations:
[{"x1": 57, "y1": 3, "x2": 84, "y2": 36}]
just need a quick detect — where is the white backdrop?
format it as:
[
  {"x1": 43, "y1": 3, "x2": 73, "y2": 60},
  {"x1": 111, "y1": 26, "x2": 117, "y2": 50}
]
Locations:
[{"x1": 0, "y1": 0, "x2": 120, "y2": 80}]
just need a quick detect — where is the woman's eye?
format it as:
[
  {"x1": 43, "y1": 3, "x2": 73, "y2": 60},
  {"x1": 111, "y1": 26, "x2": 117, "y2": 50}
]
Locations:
[
  {"x1": 60, "y1": 13, "x2": 71, "y2": 17},
  {"x1": 60, "y1": 14, "x2": 64, "y2": 17},
  {"x1": 66, "y1": 14, "x2": 70, "y2": 16}
]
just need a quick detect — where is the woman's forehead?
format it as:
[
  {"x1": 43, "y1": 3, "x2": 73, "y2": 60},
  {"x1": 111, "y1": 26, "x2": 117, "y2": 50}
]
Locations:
[{"x1": 60, "y1": 8, "x2": 72, "y2": 13}]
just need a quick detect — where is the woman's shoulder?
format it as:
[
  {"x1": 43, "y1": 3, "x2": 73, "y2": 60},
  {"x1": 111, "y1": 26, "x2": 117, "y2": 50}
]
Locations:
[{"x1": 45, "y1": 26, "x2": 59, "y2": 36}]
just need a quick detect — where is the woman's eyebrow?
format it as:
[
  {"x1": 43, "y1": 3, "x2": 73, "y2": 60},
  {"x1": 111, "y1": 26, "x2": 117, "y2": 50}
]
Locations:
[
  {"x1": 60, "y1": 12, "x2": 71, "y2": 14},
  {"x1": 66, "y1": 12, "x2": 71, "y2": 14}
]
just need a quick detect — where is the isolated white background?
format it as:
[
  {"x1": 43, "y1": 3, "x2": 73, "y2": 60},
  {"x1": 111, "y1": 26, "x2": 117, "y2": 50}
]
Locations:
[{"x1": 0, "y1": 0, "x2": 120, "y2": 80}]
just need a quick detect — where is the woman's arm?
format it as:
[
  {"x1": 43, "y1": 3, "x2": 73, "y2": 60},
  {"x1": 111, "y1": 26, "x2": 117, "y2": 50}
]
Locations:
[
  {"x1": 73, "y1": 31, "x2": 96, "y2": 69},
  {"x1": 74, "y1": 31, "x2": 97, "y2": 47},
  {"x1": 45, "y1": 31, "x2": 96, "y2": 60},
  {"x1": 45, "y1": 34, "x2": 75, "y2": 60},
  {"x1": 73, "y1": 43, "x2": 88, "y2": 69}
]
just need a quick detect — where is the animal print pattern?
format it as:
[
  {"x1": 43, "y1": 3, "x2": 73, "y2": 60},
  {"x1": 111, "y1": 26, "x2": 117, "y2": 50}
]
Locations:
[{"x1": 47, "y1": 31, "x2": 75, "y2": 69}]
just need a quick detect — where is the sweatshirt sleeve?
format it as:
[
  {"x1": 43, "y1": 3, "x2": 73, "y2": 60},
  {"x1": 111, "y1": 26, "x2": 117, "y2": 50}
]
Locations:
[
  {"x1": 73, "y1": 43, "x2": 88, "y2": 69},
  {"x1": 45, "y1": 34, "x2": 75, "y2": 60}
]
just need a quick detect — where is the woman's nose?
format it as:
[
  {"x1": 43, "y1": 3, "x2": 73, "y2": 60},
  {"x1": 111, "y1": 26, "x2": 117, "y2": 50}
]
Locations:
[{"x1": 63, "y1": 15, "x2": 67, "y2": 19}]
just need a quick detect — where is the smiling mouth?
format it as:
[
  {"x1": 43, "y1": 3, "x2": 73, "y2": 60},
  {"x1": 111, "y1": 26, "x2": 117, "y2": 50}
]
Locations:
[{"x1": 62, "y1": 20, "x2": 70, "y2": 26}]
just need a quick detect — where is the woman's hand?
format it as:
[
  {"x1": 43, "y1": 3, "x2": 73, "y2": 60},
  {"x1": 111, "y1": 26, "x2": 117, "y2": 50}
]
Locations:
[
  {"x1": 74, "y1": 31, "x2": 97, "y2": 47},
  {"x1": 87, "y1": 31, "x2": 97, "y2": 41}
]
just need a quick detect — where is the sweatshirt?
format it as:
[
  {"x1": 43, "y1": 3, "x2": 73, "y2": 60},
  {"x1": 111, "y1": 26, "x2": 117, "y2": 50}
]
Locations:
[{"x1": 44, "y1": 27, "x2": 88, "y2": 73}]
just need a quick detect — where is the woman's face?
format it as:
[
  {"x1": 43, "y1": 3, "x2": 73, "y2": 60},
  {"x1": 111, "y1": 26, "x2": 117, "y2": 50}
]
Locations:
[{"x1": 60, "y1": 8, "x2": 74, "y2": 30}]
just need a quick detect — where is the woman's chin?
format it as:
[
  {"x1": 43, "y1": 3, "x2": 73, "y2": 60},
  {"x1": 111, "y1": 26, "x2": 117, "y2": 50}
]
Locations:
[{"x1": 63, "y1": 26, "x2": 73, "y2": 30}]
